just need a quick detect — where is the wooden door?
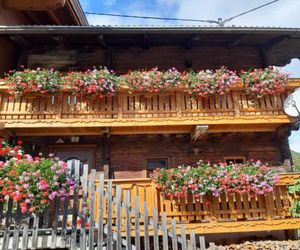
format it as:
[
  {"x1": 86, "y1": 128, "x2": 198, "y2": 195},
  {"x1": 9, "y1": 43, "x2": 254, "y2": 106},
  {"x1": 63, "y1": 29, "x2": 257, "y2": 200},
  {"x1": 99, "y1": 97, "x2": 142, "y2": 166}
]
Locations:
[{"x1": 50, "y1": 144, "x2": 96, "y2": 170}]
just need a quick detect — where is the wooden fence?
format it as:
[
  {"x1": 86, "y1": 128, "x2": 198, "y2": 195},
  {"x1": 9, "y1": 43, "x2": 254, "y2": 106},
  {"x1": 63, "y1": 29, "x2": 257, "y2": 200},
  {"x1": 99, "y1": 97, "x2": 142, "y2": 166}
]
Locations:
[{"x1": 0, "y1": 161, "x2": 299, "y2": 249}]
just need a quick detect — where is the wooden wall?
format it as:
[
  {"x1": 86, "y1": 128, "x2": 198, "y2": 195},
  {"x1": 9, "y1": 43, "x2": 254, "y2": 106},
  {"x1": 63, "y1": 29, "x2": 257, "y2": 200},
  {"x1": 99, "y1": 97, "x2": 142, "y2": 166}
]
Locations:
[
  {"x1": 0, "y1": 38, "x2": 17, "y2": 75},
  {"x1": 20, "y1": 132, "x2": 283, "y2": 179},
  {"x1": 26, "y1": 46, "x2": 262, "y2": 73}
]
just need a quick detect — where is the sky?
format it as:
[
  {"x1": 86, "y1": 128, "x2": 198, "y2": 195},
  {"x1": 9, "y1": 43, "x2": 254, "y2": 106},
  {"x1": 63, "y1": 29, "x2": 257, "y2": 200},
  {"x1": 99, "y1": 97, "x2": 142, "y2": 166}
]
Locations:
[{"x1": 79, "y1": 0, "x2": 300, "y2": 152}]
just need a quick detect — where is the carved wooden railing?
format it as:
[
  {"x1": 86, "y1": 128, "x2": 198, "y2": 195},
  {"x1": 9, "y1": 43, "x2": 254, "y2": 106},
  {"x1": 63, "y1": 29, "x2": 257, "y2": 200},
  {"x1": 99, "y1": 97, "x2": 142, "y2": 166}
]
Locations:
[
  {"x1": 0, "y1": 79, "x2": 299, "y2": 127},
  {"x1": 91, "y1": 173, "x2": 300, "y2": 234}
]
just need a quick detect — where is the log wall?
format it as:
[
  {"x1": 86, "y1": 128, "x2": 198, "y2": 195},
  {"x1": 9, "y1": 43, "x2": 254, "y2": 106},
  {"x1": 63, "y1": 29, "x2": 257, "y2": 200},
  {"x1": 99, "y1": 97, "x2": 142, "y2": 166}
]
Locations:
[{"x1": 21, "y1": 132, "x2": 282, "y2": 178}]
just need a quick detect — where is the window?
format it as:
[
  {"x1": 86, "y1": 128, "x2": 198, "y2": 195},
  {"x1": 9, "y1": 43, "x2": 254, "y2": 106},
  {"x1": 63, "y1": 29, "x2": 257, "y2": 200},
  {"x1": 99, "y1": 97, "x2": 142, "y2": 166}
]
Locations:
[
  {"x1": 146, "y1": 158, "x2": 168, "y2": 176},
  {"x1": 224, "y1": 156, "x2": 246, "y2": 165}
]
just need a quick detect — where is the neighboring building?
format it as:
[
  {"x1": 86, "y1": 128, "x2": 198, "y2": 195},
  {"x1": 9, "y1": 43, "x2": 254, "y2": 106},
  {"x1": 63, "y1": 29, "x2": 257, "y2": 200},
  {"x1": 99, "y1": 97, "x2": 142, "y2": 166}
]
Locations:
[{"x1": 0, "y1": 26, "x2": 299, "y2": 179}]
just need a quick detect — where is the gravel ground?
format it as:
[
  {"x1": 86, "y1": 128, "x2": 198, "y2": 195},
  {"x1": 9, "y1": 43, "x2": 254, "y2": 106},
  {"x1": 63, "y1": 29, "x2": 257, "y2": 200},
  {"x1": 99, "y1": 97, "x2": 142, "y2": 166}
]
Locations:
[{"x1": 215, "y1": 240, "x2": 300, "y2": 250}]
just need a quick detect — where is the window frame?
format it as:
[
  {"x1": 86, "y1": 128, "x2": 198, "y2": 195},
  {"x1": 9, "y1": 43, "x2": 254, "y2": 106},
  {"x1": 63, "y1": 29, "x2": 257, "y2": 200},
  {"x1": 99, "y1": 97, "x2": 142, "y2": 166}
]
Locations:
[
  {"x1": 145, "y1": 157, "x2": 169, "y2": 177},
  {"x1": 224, "y1": 156, "x2": 246, "y2": 165}
]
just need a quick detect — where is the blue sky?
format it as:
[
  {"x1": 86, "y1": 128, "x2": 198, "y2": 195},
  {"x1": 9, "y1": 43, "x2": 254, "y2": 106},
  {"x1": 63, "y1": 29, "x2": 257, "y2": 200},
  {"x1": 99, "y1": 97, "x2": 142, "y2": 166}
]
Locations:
[{"x1": 80, "y1": 0, "x2": 300, "y2": 152}]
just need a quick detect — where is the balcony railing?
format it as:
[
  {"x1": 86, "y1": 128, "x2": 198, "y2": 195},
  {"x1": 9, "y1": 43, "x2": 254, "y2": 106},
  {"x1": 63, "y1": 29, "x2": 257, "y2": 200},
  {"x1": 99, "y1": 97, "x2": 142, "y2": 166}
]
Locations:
[
  {"x1": 0, "y1": 79, "x2": 299, "y2": 128},
  {"x1": 92, "y1": 172, "x2": 300, "y2": 235}
]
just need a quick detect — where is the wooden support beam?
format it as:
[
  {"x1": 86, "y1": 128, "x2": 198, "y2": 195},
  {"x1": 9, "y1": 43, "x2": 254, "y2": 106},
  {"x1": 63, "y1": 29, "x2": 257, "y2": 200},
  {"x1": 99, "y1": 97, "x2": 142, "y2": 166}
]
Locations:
[
  {"x1": 52, "y1": 35, "x2": 70, "y2": 48},
  {"x1": 3, "y1": 0, "x2": 66, "y2": 11},
  {"x1": 97, "y1": 35, "x2": 108, "y2": 49},
  {"x1": 263, "y1": 35, "x2": 291, "y2": 50},
  {"x1": 185, "y1": 35, "x2": 199, "y2": 50},
  {"x1": 227, "y1": 35, "x2": 245, "y2": 49},
  {"x1": 142, "y1": 34, "x2": 150, "y2": 50},
  {"x1": 191, "y1": 125, "x2": 208, "y2": 141},
  {"x1": 105, "y1": 50, "x2": 113, "y2": 69},
  {"x1": 102, "y1": 128, "x2": 110, "y2": 179},
  {"x1": 9, "y1": 35, "x2": 31, "y2": 48}
]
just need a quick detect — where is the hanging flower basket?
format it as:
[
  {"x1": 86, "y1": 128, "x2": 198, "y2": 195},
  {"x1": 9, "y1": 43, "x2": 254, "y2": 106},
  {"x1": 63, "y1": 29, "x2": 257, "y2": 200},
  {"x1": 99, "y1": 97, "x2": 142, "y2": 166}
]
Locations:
[
  {"x1": 150, "y1": 160, "x2": 279, "y2": 200},
  {"x1": 240, "y1": 67, "x2": 288, "y2": 98}
]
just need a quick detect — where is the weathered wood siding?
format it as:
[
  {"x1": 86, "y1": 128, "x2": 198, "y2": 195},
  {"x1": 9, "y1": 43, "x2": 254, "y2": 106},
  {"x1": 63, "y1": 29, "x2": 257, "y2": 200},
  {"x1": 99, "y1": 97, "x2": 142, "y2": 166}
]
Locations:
[{"x1": 26, "y1": 46, "x2": 262, "y2": 73}]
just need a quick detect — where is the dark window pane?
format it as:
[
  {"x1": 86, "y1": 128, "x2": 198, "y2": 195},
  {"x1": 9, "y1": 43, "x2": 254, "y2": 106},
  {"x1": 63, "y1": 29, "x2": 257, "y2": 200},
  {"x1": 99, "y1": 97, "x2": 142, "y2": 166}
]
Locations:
[{"x1": 146, "y1": 158, "x2": 168, "y2": 171}]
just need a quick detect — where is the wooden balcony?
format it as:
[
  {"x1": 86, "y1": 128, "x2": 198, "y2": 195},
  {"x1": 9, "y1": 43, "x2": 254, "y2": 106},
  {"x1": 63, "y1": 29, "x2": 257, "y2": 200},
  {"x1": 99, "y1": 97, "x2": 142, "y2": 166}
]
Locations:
[
  {"x1": 0, "y1": 79, "x2": 299, "y2": 134},
  {"x1": 94, "y1": 173, "x2": 300, "y2": 235}
]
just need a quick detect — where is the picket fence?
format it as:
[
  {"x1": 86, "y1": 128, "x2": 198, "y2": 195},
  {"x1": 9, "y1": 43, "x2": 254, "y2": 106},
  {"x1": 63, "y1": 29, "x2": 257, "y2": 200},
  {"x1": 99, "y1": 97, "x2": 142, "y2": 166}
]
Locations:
[{"x1": 0, "y1": 160, "x2": 215, "y2": 250}]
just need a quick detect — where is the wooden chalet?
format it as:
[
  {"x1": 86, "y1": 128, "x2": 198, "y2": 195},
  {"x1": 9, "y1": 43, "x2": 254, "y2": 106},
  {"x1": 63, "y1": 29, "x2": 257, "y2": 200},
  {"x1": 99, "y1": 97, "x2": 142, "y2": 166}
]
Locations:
[
  {"x1": 0, "y1": 26, "x2": 299, "y2": 178},
  {"x1": 0, "y1": 25, "x2": 300, "y2": 243}
]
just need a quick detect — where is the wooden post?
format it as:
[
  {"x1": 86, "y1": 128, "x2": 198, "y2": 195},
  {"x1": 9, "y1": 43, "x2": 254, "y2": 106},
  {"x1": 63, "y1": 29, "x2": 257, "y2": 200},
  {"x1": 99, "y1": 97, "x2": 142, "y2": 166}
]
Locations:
[
  {"x1": 277, "y1": 125, "x2": 293, "y2": 168},
  {"x1": 232, "y1": 90, "x2": 240, "y2": 116},
  {"x1": 103, "y1": 132, "x2": 111, "y2": 178}
]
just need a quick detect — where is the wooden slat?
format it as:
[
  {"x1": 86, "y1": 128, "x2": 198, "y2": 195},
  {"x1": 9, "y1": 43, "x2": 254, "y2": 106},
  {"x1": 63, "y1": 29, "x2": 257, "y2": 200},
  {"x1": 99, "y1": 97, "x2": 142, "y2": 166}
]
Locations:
[
  {"x1": 51, "y1": 198, "x2": 60, "y2": 248},
  {"x1": 152, "y1": 207, "x2": 159, "y2": 250},
  {"x1": 97, "y1": 173, "x2": 105, "y2": 250},
  {"x1": 41, "y1": 208, "x2": 50, "y2": 248},
  {"x1": 115, "y1": 185, "x2": 122, "y2": 250},
  {"x1": 31, "y1": 213, "x2": 40, "y2": 250},
  {"x1": 134, "y1": 196, "x2": 141, "y2": 250},
  {"x1": 190, "y1": 231, "x2": 196, "y2": 250},
  {"x1": 2, "y1": 199, "x2": 13, "y2": 250},
  {"x1": 171, "y1": 219, "x2": 178, "y2": 250},
  {"x1": 106, "y1": 180, "x2": 113, "y2": 250},
  {"x1": 143, "y1": 201, "x2": 150, "y2": 250},
  {"x1": 88, "y1": 169, "x2": 96, "y2": 250},
  {"x1": 70, "y1": 160, "x2": 80, "y2": 250}
]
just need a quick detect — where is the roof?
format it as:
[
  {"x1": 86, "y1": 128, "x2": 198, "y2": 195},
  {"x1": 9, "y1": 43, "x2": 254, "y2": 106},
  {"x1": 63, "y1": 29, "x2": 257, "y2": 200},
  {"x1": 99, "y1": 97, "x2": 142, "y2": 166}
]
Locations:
[
  {"x1": 0, "y1": 25, "x2": 300, "y2": 34},
  {"x1": 1, "y1": 25, "x2": 300, "y2": 69}
]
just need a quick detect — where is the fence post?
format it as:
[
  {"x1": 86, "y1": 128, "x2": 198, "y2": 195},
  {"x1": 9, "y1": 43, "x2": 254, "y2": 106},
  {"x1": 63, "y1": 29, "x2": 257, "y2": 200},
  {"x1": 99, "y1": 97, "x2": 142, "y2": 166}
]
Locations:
[
  {"x1": 143, "y1": 201, "x2": 150, "y2": 250},
  {"x1": 190, "y1": 231, "x2": 196, "y2": 250},
  {"x1": 79, "y1": 164, "x2": 89, "y2": 250},
  {"x1": 116, "y1": 185, "x2": 122, "y2": 250},
  {"x1": 171, "y1": 219, "x2": 178, "y2": 250},
  {"x1": 161, "y1": 212, "x2": 169, "y2": 250},
  {"x1": 134, "y1": 196, "x2": 141, "y2": 250},
  {"x1": 152, "y1": 207, "x2": 159, "y2": 250},
  {"x1": 97, "y1": 173, "x2": 105, "y2": 249},
  {"x1": 107, "y1": 180, "x2": 113, "y2": 250},
  {"x1": 199, "y1": 236, "x2": 206, "y2": 250},
  {"x1": 180, "y1": 224, "x2": 187, "y2": 250},
  {"x1": 89, "y1": 169, "x2": 96, "y2": 250}
]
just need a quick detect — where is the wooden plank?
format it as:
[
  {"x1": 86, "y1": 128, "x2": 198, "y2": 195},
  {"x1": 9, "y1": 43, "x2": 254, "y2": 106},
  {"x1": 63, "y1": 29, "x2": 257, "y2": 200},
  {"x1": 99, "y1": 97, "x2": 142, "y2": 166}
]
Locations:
[
  {"x1": 125, "y1": 191, "x2": 132, "y2": 250},
  {"x1": 51, "y1": 198, "x2": 60, "y2": 249},
  {"x1": 60, "y1": 197, "x2": 69, "y2": 248},
  {"x1": 190, "y1": 231, "x2": 196, "y2": 250},
  {"x1": 97, "y1": 173, "x2": 105, "y2": 250},
  {"x1": 115, "y1": 185, "x2": 122, "y2": 250},
  {"x1": 42, "y1": 208, "x2": 50, "y2": 248},
  {"x1": 31, "y1": 213, "x2": 40, "y2": 250},
  {"x1": 161, "y1": 212, "x2": 169, "y2": 250},
  {"x1": 209, "y1": 242, "x2": 216, "y2": 250},
  {"x1": 107, "y1": 180, "x2": 113, "y2": 250},
  {"x1": 71, "y1": 160, "x2": 80, "y2": 250},
  {"x1": 152, "y1": 207, "x2": 159, "y2": 250},
  {"x1": 134, "y1": 196, "x2": 141, "y2": 250},
  {"x1": 180, "y1": 224, "x2": 187, "y2": 250},
  {"x1": 79, "y1": 164, "x2": 88, "y2": 250},
  {"x1": 2, "y1": 199, "x2": 13, "y2": 250},
  {"x1": 143, "y1": 201, "x2": 150, "y2": 250},
  {"x1": 88, "y1": 169, "x2": 96, "y2": 250},
  {"x1": 12, "y1": 206, "x2": 21, "y2": 250},
  {"x1": 199, "y1": 236, "x2": 206, "y2": 250},
  {"x1": 171, "y1": 219, "x2": 178, "y2": 250},
  {"x1": 21, "y1": 217, "x2": 30, "y2": 250},
  {"x1": 235, "y1": 193, "x2": 244, "y2": 220}
]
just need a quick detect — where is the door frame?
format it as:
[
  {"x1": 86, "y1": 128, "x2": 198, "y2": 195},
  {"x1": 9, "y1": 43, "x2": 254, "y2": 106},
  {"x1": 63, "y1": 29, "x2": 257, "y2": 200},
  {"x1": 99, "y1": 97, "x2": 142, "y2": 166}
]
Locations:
[{"x1": 49, "y1": 144, "x2": 96, "y2": 169}]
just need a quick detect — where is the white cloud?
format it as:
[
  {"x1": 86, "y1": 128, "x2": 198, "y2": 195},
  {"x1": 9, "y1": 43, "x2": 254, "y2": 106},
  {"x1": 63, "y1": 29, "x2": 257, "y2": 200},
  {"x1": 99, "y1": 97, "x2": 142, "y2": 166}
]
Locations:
[{"x1": 289, "y1": 130, "x2": 300, "y2": 153}]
